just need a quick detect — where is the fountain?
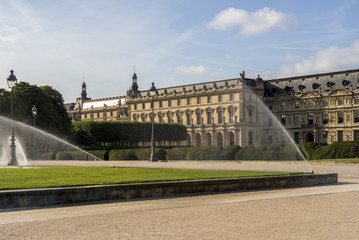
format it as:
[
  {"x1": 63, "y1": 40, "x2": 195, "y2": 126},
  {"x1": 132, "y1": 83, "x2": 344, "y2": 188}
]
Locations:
[{"x1": 0, "y1": 116, "x2": 102, "y2": 166}]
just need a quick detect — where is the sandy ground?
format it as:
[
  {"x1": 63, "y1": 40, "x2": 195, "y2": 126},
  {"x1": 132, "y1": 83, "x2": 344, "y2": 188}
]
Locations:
[{"x1": 0, "y1": 161, "x2": 358, "y2": 239}]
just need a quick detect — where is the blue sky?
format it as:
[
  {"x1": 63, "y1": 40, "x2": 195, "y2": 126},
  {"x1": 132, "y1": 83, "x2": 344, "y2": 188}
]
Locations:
[{"x1": 1, "y1": 0, "x2": 359, "y2": 102}]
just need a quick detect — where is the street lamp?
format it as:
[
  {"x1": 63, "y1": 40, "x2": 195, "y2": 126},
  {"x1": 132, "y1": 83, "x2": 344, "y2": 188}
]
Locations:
[
  {"x1": 149, "y1": 82, "x2": 157, "y2": 162},
  {"x1": 7, "y1": 70, "x2": 18, "y2": 165},
  {"x1": 31, "y1": 105, "x2": 38, "y2": 160}
]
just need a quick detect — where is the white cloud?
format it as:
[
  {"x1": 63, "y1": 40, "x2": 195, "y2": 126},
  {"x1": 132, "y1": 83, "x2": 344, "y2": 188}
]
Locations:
[
  {"x1": 177, "y1": 65, "x2": 215, "y2": 75},
  {"x1": 283, "y1": 53, "x2": 299, "y2": 63},
  {"x1": 0, "y1": 35, "x2": 12, "y2": 43},
  {"x1": 225, "y1": 54, "x2": 232, "y2": 60},
  {"x1": 207, "y1": 7, "x2": 292, "y2": 35},
  {"x1": 280, "y1": 38, "x2": 359, "y2": 76}
]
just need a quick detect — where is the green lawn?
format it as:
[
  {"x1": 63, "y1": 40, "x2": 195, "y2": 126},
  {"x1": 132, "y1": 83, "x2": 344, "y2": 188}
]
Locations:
[
  {"x1": 309, "y1": 158, "x2": 359, "y2": 163},
  {"x1": 0, "y1": 166, "x2": 298, "y2": 190}
]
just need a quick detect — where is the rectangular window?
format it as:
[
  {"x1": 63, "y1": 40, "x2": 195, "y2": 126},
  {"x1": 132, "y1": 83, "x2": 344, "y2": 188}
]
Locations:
[
  {"x1": 197, "y1": 97, "x2": 201, "y2": 104},
  {"x1": 323, "y1": 131, "x2": 328, "y2": 143},
  {"x1": 323, "y1": 112, "x2": 328, "y2": 124},
  {"x1": 97, "y1": 113, "x2": 100, "y2": 118},
  {"x1": 168, "y1": 115, "x2": 173, "y2": 123},
  {"x1": 323, "y1": 100, "x2": 328, "y2": 107},
  {"x1": 142, "y1": 103, "x2": 145, "y2": 109},
  {"x1": 281, "y1": 114, "x2": 286, "y2": 126},
  {"x1": 85, "y1": 114, "x2": 87, "y2": 119},
  {"x1": 229, "y1": 110, "x2": 234, "y2": 123},
  {"x1": 308, "y1": 113, "x2": 314, "y2": 125},
  {"x1": 177, "y1": 114, "x2": 181, "y2": 123},
  {"x1": 294, "y1": 102, "x2": 299, "y2": 109},
  {"x1": 338, "y1": 111, "x2": 344, "y2": 123},
  {"x1": 168, "y1": 100, "x2": 172, "y2": 107},
  {"x1": 134, "y1": 104, "x2": 137, "y2": 110},
  {"x1": 268, "y1": 134, "x2": 273, "y2": 144},
  {"x1": 103, "y1": 112, "x2": 107, "y2": 118},
  {"x1": 355, "y1": 97, "x2": 359, "y2": 104},
  {"x1": 207, "y1": 96, "x2": 211, "y2": 103},
  {"x1": 186, "y1": 113, "x2": 191, "y2": 125},
  {"x1": 159, "y1": 115, "x2": 163, "y2": 123},
  {"x1": 281, "y1": 103, "x2": 286, "y2": 110},
  {"x1": 207, "y1": 111, "x2": 212, "y2": 124},
  {"x1": 294, "y1": 132, "x2": 299, "y2": 144},
  {"x1": 338, "y1": 98, "x2": 344, "y2": 105},
  {"x1": 294, "y1": 114, "x2": 300, "y2": 126},
  {"x1": 110, "y1": 111, "x2": 113, "y2": 117},
  {"x1": 90, "y1": 113, "x2": 94, "y2": 119},
  {"x1": 338, "y1": 130, "x2": 343, "y2": 142},
  {"x1": 218, "y1": 95, "x2": 223, "y2": 102},
  {"x1": 308, "y1": 101, "x2": 313, "y2": 108},
  {"x1": 187, "y1": 98, "x2": 190, "y2": 105},
  {"x1": 196, "y1": 112, "x2": 201, "y2": 125},
  {"x1": 268, "y1": 117, "x2": 273, "y2": 127},
  {"x1": 159, "y1": 101, "x2": 162, "y2": 108},
  {"x1": 248, "y1": 110, "x2": 252, "y2": 123},
  {"x1": 141, "y1": 116, "x2": 146, "y2": 122},
  {"x1": 230, "y1": 93, "x2": 234, "y2": 101},
  {"x1": 218, "y1": 110, "x2": 223, "y2": 124},
  {"x1": 355, "y1": 110, "x2": 359, "y2": 123},
  {"x1": 177, "y1": 99, "x2": 181, "y2": 106},
  {"x1": 354, "y1": 130, "x2": 359, "y2": 141}
]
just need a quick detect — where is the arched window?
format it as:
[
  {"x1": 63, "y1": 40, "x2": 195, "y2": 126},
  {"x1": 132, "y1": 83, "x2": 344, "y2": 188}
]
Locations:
[
  {"x1": 229, "y1": 132, "x2": 235, "y2": 145},
  {"x1": 217, "y1": 133, "x2": 223, "y2": 147}
]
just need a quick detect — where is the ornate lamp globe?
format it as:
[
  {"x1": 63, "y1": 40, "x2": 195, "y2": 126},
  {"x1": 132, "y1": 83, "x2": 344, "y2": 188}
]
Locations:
[
  {"x1": 149, "y1": 82, "x2": 157, "y2": 97},
  {"x1": 7, "y1": 70, "x2": 17, "y2": 89},
  {"x1": 32, "y1": 105, "x2": 38, "y2": 117}
]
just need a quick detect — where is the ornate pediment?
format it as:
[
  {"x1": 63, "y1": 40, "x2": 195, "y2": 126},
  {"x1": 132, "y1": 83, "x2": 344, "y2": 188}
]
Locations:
[
  {"x1": 301, "y1": 91, "x2": 322, "y2": 98},
  {"x1": 272, "y1": 94, "x2": 294, "y2": 101},
  {"x1": 328, "y1": 88, "x2": 353, "y2": 96}
]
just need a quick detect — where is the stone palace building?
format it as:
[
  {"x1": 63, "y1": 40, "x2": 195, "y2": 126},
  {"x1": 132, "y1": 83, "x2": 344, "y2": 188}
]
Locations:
[{"x1": 66, "y1": 68, "x2": 359, "y2": 147}]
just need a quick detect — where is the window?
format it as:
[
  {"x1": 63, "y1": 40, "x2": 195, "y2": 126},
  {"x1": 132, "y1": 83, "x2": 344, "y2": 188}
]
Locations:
[
  {"x1": 308, "y1": 113, "x2": 314, "y2": 125},
  {"x1": 248, "y1": 110, "x2": 252, "y2": 123},
  {"x1": 207, "y1": 96, "x2": 211, "y2": 103},
  {"x1": 230, "y1": 93, "x2": 234, "y2": 101},
  {"x1": 323, "y1": 100, "x2": 328, "y2": 107},
  {"x1": 187, "y1": 98, "x2": 190, "y2": 105},
  {"x1": 97, "y1": 113, "x2": 100, "y2": 118},
  {"x1": 85, "y1": 114, "x2": 87, "y2": 119},
  {"x1": 142, "y1": 103, "x2": 145, "y2": 109},
  {"x1": 281, "y1": 115, "x2": 286, "y2": 125},
  {"x1": 110, "y1": 111, "x2": 113, "y2": 117},
  {"x1": 323, "y1": 112, "x2": 328, "y2": 124},
  {"x1": 338, "y1": 130, "x2": 343, "y2": 142},
  {"x1": 134, "y1": 104, "x2": 137, "y2": 110},
  {"x1": 354, "y1": 130, "x2": 359, "y2": 141},
  {"x1": 177, "y1": 99, "x2": 181, "y2": 106},
  {"x1": 308, "y1": 101, "x2": 314, "y2": 108},
  {"x1": 294, "y1": 113, "x2": 300, "y2": 126},
  {"x1": 268, "y1": 134, "x2": 273, "y2": 144},
  {"x1": 197, "y1": 97, "x2": 201, "y2": 104},
  {"x1": 355, "y1": 97, "x2": 359, "y2": 104},
  {"x1": 294, "y1": 102, "x2": 299, "y2": 109},
  {"x1": 338, "y1": 98, "x2": 344, "y2": 105},
  {"x1": 159, "y1": 115, "x2": 163, "y2": 122},
  {"x1": 168, "y1": 114, "x2": 173, "y2": 123},
  {"x1": 90, "y1": 113, "x2": 94, "y2": 119},
  {"x1": 218, "y1": 110, "x2": 223, "y2": 124},
  {"x1": 248, "y1": 132, "x2": 253, "y2": 145},
  {"x1": 159, "y1": 101, "x2": 163, "y2": 108},
  {"x1": 168, "y1": 100, "x2": 172, "y2": 107},
  {"x1": 249, "y1": 93, "x2": 252, "y2": 101},
  {"x1": 281, "y1": 133, "x2": 285, "y2": 146},
  {"x1": 229, "y1": 110, "x2": 234, "y2": 123},
  {"x1": 196, "y1": 112, "x2": 201, "y2": 125},
  {"x1": 141, "y1": 116, "x2": 146, "y2": 122},
  {"x1": 218, "y1": 95, "x2": 223, "y2": 102},
  {"x1": 269, "y1": 106, "x2": 273, "y2": 110},
  {"x1": 281, "y1": 103, "x2": 286, "y2": 110},
  {"x1": 103, "y1": 112, "x2": 107, "y2": 118},
  {"x1": 323, "y1": 131, "x2": 328, "y2": 143},
  {"x1": 177, "y1": 114, "x2": 181, "y2": 123},
  {"x1": 338, "y1": 111, "x2": 344, "y2": 123},
  {"x1": 294, "y1": 132, "x2": 299, "y2": 144},
  {"x1": 268, "y1": 117, "x2": 273, "y2": 127},
  {"x1": 207, "y1": 111, "x2": 212, "y2": 124},
  {"x1": 355, "y1": 110, "x2": 359, "y2": 123},
  {"x1": 186, "y1": 113, "x2": 191, "y2": 125}
]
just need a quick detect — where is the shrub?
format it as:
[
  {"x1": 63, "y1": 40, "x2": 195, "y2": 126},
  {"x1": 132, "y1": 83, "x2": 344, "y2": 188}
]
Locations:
[
  {"x1": 186, "y1": 147, "x2": 223, "y2": 160},
  {"x1": 56, "y1": 151, "x2": 74, "y2": 160},
  {"x1": 109, "y1": 149, "x2": 138, "y2": 160},
  {"x1": 37, "y1": 152, "x2": 56, "y2": 160},
  {"x1": 166, "y1": 147, "x2": 195, "y2": 160},
  {"x1": 220, "y1": 145, "x2": 241, "y2": 160},
  {"x1": 86, "y1": 150, "x2": 108, "y2": 160}
]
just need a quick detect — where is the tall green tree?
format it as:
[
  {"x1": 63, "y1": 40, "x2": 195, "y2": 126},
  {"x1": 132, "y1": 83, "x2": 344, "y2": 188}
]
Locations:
[{"x1": 0, "y1": 82, "x2": 72, "y2": 136}]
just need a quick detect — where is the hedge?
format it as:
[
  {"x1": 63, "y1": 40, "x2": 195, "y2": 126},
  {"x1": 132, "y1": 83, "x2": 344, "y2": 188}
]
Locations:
[
  {"x1": 301, "y1": 141, "x2": 359, "y2": 159},
  {"x1": 109, "y1": 148, "x2": 167, "y2": 161},
  {"x1": 235, "y1": 144, "x2": 301, "y2": 160}
]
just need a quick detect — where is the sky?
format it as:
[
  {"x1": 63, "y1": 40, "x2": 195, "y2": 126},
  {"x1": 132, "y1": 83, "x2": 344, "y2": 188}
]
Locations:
[{"x1": 1, "y1": 0, "x2": 359, "y2": 102}]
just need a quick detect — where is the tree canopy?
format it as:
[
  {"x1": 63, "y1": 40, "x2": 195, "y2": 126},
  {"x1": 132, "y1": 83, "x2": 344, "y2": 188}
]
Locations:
[{"x1": 0, "y1": 82, "x2": 72, "y2": 136}]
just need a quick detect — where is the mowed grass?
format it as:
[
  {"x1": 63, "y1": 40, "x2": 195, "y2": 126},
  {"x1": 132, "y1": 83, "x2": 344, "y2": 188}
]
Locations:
[
  {"x1": 310, "y1": 158, "x2": 359, "y2": 163},
  {"x1": 0, "y1": 166, "x2": 297, "y2": 190}
]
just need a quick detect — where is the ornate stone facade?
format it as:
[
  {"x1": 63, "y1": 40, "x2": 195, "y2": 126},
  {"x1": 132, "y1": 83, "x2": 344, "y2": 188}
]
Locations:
[{"x1": 68, "y1": 68, "x2": 359, "y2": 146}]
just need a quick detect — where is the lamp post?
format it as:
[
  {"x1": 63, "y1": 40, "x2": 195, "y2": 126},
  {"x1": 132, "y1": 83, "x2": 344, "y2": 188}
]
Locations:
[
  {"x1": 149, "y1": 82, "x2": 157, "y2": 162},
  {"x1": 31, "y1": 105, "x2": 38, "y2": 160},
  {"x1": 7, "y1": 70, "x2": 18, "y2": 165}
]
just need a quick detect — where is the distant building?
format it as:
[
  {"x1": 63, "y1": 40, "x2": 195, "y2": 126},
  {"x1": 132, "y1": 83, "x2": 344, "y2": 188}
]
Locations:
[{"x1": 67, "y1": 68, "x2": 359, "y2": 147}]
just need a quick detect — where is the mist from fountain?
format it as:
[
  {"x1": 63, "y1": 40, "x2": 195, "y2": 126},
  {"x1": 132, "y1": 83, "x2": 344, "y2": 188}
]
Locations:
[
  {"x1": 239, "y1": 82, "x2": 313, "y2": 173},
  {"x1": 0, "y1": 116, "x2": 107, "y2": 166}
]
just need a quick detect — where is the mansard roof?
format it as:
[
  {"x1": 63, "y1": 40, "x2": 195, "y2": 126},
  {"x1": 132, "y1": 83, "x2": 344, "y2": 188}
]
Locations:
[{"x1": 264, "y1": 69, "x2": 359, "y2": 97}]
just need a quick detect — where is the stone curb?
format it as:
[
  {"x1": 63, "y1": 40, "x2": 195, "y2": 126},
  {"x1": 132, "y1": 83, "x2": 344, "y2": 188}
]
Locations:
[{"x1": 0, "y1": 173, "x2": 337, "y2": 209}]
